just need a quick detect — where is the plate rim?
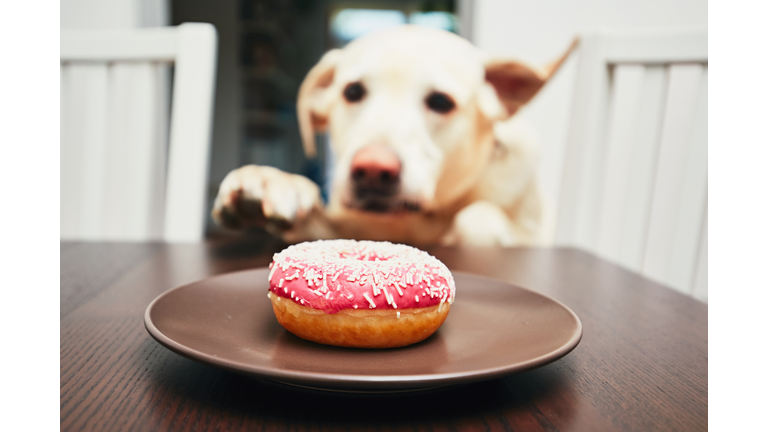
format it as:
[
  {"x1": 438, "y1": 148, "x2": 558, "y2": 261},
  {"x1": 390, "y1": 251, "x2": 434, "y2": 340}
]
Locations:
[{"x1": 144, "y1": 268, "x2": 583, "y2": 389}]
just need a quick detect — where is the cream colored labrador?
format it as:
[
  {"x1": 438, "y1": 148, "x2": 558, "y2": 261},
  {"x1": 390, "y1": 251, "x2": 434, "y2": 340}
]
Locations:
[{"x1": 213, "y1": 25, "x2": 574, "y2": 247}]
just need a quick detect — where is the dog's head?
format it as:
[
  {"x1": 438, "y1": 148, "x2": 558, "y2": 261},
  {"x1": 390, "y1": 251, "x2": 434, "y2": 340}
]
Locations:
[{"x1": 298, "y1": 25, "x2": 571, "y2": 216}]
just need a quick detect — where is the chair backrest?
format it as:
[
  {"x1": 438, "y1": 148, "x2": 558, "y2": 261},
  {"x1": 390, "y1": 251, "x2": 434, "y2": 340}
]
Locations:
[
  {"x1": 556, "y1": 27, "x2": 707, "y2": 300},
  {"x1": 61, "y1": 23, "x2": 217, "y2": 243}
]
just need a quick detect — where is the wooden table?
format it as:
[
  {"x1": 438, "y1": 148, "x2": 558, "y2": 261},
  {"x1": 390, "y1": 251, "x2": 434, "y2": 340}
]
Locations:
[{"x1": 60, "y1": 236, "x2": 707, "y2": 431}]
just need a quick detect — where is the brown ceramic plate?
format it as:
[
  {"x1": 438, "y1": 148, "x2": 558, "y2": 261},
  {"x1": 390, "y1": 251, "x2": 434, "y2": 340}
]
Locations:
[{"x1": 144, "y1": 269, "x2": 582, "y2": 391}]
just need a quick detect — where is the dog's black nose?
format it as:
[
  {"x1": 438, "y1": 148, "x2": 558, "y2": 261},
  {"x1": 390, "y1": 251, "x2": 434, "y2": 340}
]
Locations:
[{"x1": 350, "y1": 145, "x2": 401, "y2": 199}]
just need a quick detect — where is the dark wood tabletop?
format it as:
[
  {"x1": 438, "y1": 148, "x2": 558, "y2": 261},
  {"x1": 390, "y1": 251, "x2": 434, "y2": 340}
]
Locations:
[{"x1": 60, "y1": 235, "x2": 707, "y2": 431}]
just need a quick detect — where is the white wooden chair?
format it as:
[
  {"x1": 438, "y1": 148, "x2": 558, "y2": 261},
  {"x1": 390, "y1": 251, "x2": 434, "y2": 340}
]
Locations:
[
  {"x1": 61, "y1": 23, "x2": 217, "y2": 243},
  {"x1": 555, "y1": 27, "x2": 707, "y2": 301}
]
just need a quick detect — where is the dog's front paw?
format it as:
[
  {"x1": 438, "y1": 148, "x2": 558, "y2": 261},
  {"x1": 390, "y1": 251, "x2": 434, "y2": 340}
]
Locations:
[
  {"x1": 212, "y1": 165, "x2": 321, "y2": 234},
  {"x1": 441, "y1": 201, "x2": 519, "y2": 247}
]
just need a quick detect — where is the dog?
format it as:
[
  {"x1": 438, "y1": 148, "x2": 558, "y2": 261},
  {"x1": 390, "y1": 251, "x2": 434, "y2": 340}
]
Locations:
[{"x1": 212, "y1": 25, "x2": 574, "y2": 247}]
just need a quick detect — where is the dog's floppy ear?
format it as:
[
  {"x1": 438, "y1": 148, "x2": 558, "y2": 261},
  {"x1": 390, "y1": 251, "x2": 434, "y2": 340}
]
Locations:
[
  {"x1": 481, "y1": 39, "x2": 578, "y2": 119},
  {"x1": 297, "y1": 49, "x2": 342, "y2": 158}
]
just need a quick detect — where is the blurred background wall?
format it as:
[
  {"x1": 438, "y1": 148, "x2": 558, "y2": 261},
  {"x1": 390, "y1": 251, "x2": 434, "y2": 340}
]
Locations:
[{"x1": 61, "y1": 0, "x2": 707, "y2": 239}]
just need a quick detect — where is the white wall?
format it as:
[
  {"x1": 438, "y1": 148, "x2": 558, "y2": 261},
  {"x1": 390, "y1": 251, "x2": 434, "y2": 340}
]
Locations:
[
  {"x1": 470, "y1": 0, "x2": 707, "y2": 242},
  {"x1": 61, "y1": 0, "x2": 169, "y2": 28}
]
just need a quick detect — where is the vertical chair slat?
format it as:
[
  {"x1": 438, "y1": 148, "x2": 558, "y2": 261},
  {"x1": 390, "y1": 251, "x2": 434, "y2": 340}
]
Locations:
[
  {"x1": 642, "y1": 64, "x2": 706, "y2": 291},
  {"x1": 692, "y1": 207, "x2": 708, "y2": 301},
  {"x1": 60, "y1": 63, "x2": 109, "y2": 240},
  {"x1": 102, "y1": 63, "x2": 161, "y2": 240},
  {"x1": 163, "y1": 23, "x2": 218, "y2": 243},
  {"x1": 667, "y1": 66, "x2": 708, "y2": 292},
  {"x1": 617, "y1": 65, "x2": 668, "y2": 270},
  {"x1": 556, "y1": 31, "x2": 611, "y2": 249},
  {"x1": 596, "y1": 64, "x2": 645, "y2": 262}
]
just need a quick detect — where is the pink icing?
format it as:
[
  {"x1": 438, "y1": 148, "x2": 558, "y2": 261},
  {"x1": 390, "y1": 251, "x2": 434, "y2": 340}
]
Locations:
[{"x1": 267, "y1": 240, "x2": 455, "y2": 314}]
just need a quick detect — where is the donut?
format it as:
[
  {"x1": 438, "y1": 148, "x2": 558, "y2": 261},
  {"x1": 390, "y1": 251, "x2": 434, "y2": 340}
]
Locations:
[{"x1": 266, "y1": 239, "x2": 456, "y2": 348}]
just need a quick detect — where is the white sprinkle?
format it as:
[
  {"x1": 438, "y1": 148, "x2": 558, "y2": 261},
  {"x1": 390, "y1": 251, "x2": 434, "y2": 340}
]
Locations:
[
  {"x1": 284, "y1": 287, "x2": 288, "y2": 294},
  {"x1": 268, "y1": 265, "x2": 276, "y2": 281},
  {"x1": 312, "y1": 289, "x2": 322, "y2": 296},
  {"x1": 354, "y1": 305, "x2": 358, "y2": 309},
  {"x1": 278, "y1": 278, "x2": 284, "y2": 288},
  {"x1": 392, "y1": 300, "x2": 397, "y2": 309},
  {"x1": 332, "y1": 272, "x2": 342, "y2": 282},
  {"x1": 291, "y1": 291, "x2": 295, "y2": 299},
  {"x1": 346, "y1": 293, "x2": 354, "y2": 300},
  {"x1": 395, "y1": 285, "x2": 404, "y2": 296},
  {"x1": 277, "y1": 297, "x2": 281, "y2": 301},
  {"x1": 336, "y1": 284, "x2": 341, "y2": 291},
  {"x1": 363, "y1": 293, "x2": 376, "y2": 308},
  {"x1": 397, "y1": 311, "x2": 401, "y2": 319},
  {"x1": 301, "y1": 299, "x2": 305, "y2": 304},
  {"x1": 267, "y1": 293, "x2": 271, "y2": 299},
  {"x1": 383, "y1": 287, "x2": 392, "y2": 305},
  {"x1": 415, "y1": 295, "x2": 419, "y2": 303}
]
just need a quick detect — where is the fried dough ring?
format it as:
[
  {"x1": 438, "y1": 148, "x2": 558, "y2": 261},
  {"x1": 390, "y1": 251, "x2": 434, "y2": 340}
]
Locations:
[{"x1": 268, "y1": 292, "x2": 450, "y2": 348}]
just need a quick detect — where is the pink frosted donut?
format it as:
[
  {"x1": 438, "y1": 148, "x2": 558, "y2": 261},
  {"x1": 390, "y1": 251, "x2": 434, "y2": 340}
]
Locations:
[{"x1": 266, "y1": 239, "x2": 456, "y2": 348}]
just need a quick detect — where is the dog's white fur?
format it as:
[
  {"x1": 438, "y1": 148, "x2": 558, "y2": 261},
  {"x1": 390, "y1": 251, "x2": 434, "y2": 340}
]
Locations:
[{"x1": 213, "y1": 25, "x2": 573, "y2": 247}]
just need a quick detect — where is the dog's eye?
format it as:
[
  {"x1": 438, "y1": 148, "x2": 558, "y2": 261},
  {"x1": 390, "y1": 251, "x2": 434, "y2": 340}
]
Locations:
[
  {"x1": 343, "y1": 82, "x2": 366, "y2": 103},
  {"x1": 425, "y1": 92, "x2": 455, "y2": 114}
]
